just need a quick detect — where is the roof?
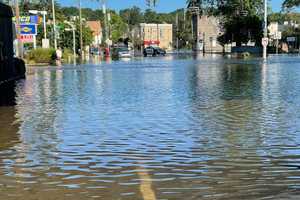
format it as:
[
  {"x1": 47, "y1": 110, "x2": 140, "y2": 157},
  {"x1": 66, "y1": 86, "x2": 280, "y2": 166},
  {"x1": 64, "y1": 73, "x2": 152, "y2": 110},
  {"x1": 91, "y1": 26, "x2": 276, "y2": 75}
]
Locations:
[
  {"x1": 86, "y1": 21, "x2": 102, "y2": 36},
  {"x1": 0, "y1": 3, "x2": 13, "y2": 18},
  {"x1": 140, "y1": 23, "x2": 173, "y2": 28}
]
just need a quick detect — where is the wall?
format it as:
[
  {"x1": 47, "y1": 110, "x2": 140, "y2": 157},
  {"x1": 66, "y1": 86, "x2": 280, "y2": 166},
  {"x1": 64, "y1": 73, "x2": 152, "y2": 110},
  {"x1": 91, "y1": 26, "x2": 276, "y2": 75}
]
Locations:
[
  {"x1": 197, "y1": 16, "x2": 224, "y2": 53},
  {"x1": 140, "y1": 23, "x2": 173, "y2": 51}
]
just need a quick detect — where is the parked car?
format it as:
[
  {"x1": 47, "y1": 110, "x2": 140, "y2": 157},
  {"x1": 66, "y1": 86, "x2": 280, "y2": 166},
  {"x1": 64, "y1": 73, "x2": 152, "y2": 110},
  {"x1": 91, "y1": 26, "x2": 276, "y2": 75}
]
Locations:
[
  {"x1": 143, "y1": 46, "x2": 166, "y2": 57},
  {"x1": 112, "y1": 47, "x2": 132, "y2": 58}
]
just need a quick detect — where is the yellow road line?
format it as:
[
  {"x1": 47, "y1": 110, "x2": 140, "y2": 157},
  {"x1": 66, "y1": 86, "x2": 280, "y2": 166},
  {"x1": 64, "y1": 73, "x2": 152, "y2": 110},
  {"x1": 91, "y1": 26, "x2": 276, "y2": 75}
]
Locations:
[{"x1": 138, "y1": 170, "x2": 156, "y2": 200}]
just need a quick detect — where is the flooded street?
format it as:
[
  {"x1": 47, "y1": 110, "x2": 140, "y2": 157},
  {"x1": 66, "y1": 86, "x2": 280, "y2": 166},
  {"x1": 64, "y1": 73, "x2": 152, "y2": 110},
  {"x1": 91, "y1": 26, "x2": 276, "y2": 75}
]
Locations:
[{"x1": 1, "y1": 55, "x2": 300, "y2": 199}]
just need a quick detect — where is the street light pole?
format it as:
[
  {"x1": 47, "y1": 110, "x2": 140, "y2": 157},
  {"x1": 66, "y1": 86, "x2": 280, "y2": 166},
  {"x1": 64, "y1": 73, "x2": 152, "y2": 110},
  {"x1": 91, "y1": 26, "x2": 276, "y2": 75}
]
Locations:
[
  {"x1": 42, "y1": 11, "x2": 47, "y2": 39},
  {"x1": 14, "y1": 0, "x2": 23, "y2": 58},
  {"x1": 263, "y1": 0, "x2": 268, "y2": 60},
  {"x1": 102, "y1": 0, "x2": 108, "y2": 45},
  {"x1": 51, "y1": 0, "x2": 57, "y2": 49},
  {"x1": 64, "y1": 21, "x2": 76, "y2": 66},
  {"x1": 79, "y1": 0, "x2": 83, "y2": 57}
]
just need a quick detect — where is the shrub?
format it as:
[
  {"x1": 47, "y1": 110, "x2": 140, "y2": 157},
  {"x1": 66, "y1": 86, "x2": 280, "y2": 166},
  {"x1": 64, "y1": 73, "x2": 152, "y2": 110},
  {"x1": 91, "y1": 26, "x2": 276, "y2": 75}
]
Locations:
[
  {"x1": 62, "y1": 48, "x2": 75, "y2": 60},
  {"x1": 26, "y1": 48, "x2": 56, "y2": 64}
]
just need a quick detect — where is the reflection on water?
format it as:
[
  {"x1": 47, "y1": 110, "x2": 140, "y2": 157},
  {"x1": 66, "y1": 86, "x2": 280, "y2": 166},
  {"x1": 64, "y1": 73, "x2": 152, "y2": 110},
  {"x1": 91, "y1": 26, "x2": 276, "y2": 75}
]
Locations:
[{"x1": 1, "y1": 55, "x2": 300, "y2": 199}]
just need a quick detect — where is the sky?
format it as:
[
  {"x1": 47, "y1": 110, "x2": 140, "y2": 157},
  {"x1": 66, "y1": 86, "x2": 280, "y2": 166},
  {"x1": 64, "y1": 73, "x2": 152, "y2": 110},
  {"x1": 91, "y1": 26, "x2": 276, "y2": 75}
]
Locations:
[{"x1": 60, "y1": 0, "x2": 295, "y2": 13}]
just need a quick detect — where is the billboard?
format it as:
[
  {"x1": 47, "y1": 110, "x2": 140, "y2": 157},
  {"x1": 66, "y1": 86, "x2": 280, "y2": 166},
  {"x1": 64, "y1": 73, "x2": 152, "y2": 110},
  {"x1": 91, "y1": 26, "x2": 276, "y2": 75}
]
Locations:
[
  {"x1": 20, "y1": 24, "x2": 37, "y2": 35},
  {"x1": 13, "y1": 15, "x2": 39, "y2": 24}
]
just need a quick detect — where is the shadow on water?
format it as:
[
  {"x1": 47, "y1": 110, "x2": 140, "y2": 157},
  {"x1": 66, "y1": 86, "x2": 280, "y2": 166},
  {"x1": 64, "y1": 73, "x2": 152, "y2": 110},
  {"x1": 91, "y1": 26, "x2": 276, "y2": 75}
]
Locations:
[
  {"x1": 0, "y1": 106, "x2": 20, "y2": 151},
  {"x1": 0, "y1": 81, "x2": 20, "y2": 156},
  {"x1": 0, "y1": 81, "x2": 17, "y2": 106}
]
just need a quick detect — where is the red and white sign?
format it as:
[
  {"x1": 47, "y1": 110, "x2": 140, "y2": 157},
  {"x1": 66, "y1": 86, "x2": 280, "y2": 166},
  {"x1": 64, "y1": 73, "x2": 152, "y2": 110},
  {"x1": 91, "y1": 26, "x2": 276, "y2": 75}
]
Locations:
[
  {"x1": 262, "y1": 38, "x2": 269, "y2": 47},
  {"x1": 20, "y1": 35, "x2": 34, "y2": 43},
  {"x1": 144, "y1": 40, "x2": 160, "y2": 45}
]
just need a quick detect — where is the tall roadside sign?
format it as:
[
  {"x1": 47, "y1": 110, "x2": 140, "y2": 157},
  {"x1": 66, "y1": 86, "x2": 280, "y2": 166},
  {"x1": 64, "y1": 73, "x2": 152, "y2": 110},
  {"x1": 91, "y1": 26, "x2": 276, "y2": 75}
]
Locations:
[{"x1": 13, "y1": 15, "x2": 39, "y2": 49}]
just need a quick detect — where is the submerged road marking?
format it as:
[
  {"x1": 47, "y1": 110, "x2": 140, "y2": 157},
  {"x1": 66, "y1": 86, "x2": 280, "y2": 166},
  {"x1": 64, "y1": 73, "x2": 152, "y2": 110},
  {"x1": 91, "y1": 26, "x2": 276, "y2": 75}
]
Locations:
[{"x1": 138, "y1": 170, "x2": 156, "y2": 200}]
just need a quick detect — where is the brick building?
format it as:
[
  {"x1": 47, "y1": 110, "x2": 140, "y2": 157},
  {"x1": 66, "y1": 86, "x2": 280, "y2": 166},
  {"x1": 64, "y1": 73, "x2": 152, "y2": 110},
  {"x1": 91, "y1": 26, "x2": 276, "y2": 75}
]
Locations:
[
  {"x1": 140, "y1": 23, "x2": 173, "y2": 51},
  {"x1": 86, "y1": 21, "x2": 103, "y2": 46}
]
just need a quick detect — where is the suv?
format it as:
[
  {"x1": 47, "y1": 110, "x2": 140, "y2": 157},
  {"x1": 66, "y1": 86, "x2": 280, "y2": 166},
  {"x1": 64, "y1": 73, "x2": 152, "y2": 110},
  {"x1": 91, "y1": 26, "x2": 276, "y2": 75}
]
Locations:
[{"x1": 143, "y1": 46, "x2": 166, "y2": 57}]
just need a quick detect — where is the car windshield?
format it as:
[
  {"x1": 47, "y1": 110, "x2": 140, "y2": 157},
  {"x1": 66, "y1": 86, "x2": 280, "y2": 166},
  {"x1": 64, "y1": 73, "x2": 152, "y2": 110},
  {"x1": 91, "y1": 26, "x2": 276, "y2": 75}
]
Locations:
[{"x1": 118, "y1": 48, "x2": 129, "y2": 52}]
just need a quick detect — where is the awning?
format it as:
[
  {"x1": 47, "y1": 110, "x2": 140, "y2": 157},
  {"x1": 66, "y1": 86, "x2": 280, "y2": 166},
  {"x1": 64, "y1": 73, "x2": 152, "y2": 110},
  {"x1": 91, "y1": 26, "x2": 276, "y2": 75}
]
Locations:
[{"x1": 144, "y1": 40, "x2": 160, "y2": 45}]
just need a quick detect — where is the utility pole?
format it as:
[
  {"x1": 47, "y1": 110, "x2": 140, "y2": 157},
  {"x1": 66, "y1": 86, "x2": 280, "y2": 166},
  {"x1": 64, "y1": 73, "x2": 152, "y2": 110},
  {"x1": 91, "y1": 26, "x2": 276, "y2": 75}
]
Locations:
[
  {"x1": 42, "y1": 10, "x2": 47, "y2": 40},
  {"x1": 14, "y1": 0, "x2": 22, "y2": 58},
  {"x1": 263, "y1": 0, "x2": 268, "y2": 60},
  {"x1": 51, "y1": 0, "x2": 57, "y2": 49},
  {"x1": 79, "y1": 0, "x2": 83, "y2": 57},
  {"x1": 176, "y1": 13, "x2": 179, "y2": 51},
  {"x1": 101, "y1": 0, "x2": 108, "y2": 45},
  {"x1": 64, "y1": 21, "x2": 76, "y2": 65}
]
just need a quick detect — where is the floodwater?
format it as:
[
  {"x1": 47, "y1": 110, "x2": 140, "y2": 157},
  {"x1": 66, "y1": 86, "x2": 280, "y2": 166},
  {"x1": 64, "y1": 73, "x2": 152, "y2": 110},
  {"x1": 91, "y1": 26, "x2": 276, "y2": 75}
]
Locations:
[{"x1": 1, "y1": 54, "x2": 300, "y2": 200}]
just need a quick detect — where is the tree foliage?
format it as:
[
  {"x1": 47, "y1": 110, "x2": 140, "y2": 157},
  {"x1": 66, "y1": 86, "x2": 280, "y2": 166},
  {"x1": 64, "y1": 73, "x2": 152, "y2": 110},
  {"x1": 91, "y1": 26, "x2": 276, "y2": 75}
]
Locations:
[
  {"x1": 186, "y1": 0, "x2": 265, "y2": 46},
  {"x1": 119, "y1": 6, "x2": 143, "y2": 28},
  {"x1": 283, "y1": 0, "x2": 300, "y2": 9},
  {"x1": 146, "y1": 0, "x2": 159, "y2": 8},
  {"x1": 218, "y1": 15, "x2": 263, "y2": 46},
  {"x1": 110, "y1": 13, "x2": 128, "y2": 43},
  {"x1": 60, "y1": 20, "x2": 93, "y2": 52}
]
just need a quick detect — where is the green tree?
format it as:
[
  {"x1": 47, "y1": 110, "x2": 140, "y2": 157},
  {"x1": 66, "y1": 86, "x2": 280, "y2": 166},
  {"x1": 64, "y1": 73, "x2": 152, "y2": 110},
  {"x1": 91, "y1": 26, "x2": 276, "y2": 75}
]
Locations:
[
  {"x1": 218, "y1": 15, "x2": 263, "y2": 46},
  {"x1": 60, "y1": 21, "x2": 93, "y2": 52},
  {"x1": 119, "y1": 6, "x2": 143, "y2": 28},
  {"x1": 144, "y1": 9, "x2": 161, "y2": 23},
  {"x1": 110, "y1": 13, "x2": 128, "y2": 42},
  {"x1": 283, "y1": 0, "x2": 300, "y2": 9},
  {"x1": 146, "y1": 0, "x2": 159, "y2": 8}
]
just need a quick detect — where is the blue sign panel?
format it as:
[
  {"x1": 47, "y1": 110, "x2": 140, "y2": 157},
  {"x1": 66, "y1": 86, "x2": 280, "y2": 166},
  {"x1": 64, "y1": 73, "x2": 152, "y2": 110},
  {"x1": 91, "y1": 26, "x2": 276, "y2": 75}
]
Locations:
[
  {"x1": 13, "y1": 16, "x2": 39, "y2": 24},
  {"x1": 20, "y1": 24, "x2": 37, "y2": 35}
]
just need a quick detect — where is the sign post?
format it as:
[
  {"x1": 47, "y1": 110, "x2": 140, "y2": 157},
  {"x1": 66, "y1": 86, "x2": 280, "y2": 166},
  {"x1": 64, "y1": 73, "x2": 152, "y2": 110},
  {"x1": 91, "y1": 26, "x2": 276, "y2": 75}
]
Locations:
[
  {"x1": 263, "y1": 0, "x2": 268, "y2": 60},
  {"x1": 275, "y1": 32, "x2": 281, "y2": 54},
  {"x1": 262, "y1": 37, "x2": 269, "y2": 48}
]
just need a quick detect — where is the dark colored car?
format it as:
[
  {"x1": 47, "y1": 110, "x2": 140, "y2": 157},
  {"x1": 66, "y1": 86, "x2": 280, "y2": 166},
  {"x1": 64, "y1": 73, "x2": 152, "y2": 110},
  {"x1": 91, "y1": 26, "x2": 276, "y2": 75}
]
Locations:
[{"x1": 143, "y1": 46, "x2": 166, "y2": 57}]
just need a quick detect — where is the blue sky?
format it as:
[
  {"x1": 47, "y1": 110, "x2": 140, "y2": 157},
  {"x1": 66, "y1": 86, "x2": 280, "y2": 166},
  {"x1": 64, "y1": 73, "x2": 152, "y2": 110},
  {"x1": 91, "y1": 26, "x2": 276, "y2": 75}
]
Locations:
[{"x1": 60, "y1": 0, "x2": 291, "y2": 13}]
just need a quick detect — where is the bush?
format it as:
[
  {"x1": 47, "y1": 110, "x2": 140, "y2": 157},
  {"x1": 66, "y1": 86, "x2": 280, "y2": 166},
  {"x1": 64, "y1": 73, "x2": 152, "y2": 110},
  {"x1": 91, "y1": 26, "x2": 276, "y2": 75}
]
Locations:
[
  {"x1": 63, "y1": 48, "x2": 75, "y2": 60},
  {"x1": 26, "y1": 48, "x2": 56, "y2": 64}
]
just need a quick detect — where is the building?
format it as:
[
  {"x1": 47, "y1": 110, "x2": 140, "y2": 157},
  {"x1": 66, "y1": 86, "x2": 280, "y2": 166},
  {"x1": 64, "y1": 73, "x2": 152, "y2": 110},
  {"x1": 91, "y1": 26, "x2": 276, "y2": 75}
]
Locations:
[
  {"x1": 196, "y1": 16, "x2": 223, "y2": 53},
  {"x1": 268, "y1": 21, "x2": 300, "y2": 52},
  {"x1": 140, "y1": 23, "x2": 173, "y2": 51},
  {"x1": 268, "y1": 22, "x2": 283, "y2": 40},
  {"x1": 86, "y1": 21, "x2": 102, "y2": 46}
]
